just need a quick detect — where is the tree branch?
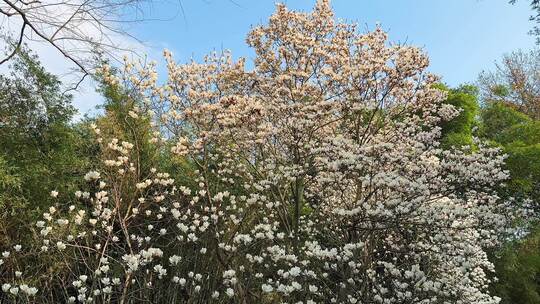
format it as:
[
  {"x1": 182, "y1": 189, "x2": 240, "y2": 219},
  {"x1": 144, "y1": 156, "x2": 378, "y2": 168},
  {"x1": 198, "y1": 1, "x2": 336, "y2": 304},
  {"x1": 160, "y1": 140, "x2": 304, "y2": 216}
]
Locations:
[{"x1": 0, "y1": 20, "x2": 26, "y2": 65}]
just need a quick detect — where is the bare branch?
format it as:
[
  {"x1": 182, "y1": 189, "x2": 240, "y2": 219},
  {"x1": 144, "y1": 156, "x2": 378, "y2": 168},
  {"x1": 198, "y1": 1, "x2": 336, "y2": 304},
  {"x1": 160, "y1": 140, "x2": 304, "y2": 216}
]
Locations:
[
  {"x1": 0, "y1": 19, "x2": 26, "y2": 65},
  {"x1": 2, "y1": 0, "x2": 89, "y2": 74},
  {"x1": 62, "y1": 70, "x2": 89, "y2": 93},
  {"x1": 0, "y1": 0, "x2": 171, "y2": 87}
]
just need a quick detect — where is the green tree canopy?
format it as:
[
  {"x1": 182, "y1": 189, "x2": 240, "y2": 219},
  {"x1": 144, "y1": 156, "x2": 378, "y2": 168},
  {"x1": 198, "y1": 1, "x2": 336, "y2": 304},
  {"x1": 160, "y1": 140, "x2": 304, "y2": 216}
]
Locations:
[
  {"x1": 480, "y1": 102, "x2": 540, "y2": 198},
  {"x1": 480, "y1": 101, "x2": 540, "y2": 304},
  {"x1": 437, "y1": 84, "x2": 480, "y2": 148},
  {"x1": 0, "y1": 49, "x2": 89, "y2": 227}
]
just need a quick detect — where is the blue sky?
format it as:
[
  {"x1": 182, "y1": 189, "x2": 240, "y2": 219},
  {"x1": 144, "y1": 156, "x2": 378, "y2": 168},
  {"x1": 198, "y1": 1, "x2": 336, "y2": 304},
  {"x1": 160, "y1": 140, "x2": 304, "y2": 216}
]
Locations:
[
  {"x1": 131, "y1": 0, "x2": 536, "y2": 86},
  {"x1": 72, "y1": 0, "x2": 537, "y2": 117}
]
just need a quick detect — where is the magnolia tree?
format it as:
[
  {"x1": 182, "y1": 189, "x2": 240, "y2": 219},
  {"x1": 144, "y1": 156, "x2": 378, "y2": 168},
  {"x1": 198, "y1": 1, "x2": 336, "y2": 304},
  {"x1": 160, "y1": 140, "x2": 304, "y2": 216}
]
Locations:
[{"x1": 0, "y1": 1, "x2": 516, "y2": 303}]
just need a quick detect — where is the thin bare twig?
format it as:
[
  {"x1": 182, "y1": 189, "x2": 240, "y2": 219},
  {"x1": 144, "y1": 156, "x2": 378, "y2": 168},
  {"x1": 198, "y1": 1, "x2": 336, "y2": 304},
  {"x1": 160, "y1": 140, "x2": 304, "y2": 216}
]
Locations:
[{"x1": 0, "y1": 19, "x2": 25, "y2": 64}]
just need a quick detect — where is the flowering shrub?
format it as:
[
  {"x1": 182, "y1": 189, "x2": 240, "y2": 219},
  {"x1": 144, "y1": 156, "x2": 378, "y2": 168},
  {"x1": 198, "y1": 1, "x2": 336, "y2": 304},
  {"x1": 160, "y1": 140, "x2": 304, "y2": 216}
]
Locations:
[{"x1": 0, "y1": 1, "x2": 517, "y2": 303}]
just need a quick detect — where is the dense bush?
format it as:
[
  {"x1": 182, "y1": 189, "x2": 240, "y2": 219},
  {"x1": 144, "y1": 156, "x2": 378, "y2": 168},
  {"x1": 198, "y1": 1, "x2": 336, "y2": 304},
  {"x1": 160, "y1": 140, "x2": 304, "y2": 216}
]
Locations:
[
  {"x1": 478, "y1": 102, "x2": 540, "y2": 304},
  {"x1": 0, "y1": 50, "x2": 92, "y2": 248},
  {"x1": 437, "y1": 84, "x2": 479, "y2": 149},
  {"x1": 480, "y1": 102, "x2": 540, "y2": 201}
]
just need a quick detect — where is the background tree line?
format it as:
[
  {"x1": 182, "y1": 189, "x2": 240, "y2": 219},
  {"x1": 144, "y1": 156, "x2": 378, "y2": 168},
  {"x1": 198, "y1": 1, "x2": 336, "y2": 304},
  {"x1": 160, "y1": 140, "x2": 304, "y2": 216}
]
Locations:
[
  {"x1": 1, "y1": 43, "x2": 539, "y2": 303},
  {"x1": 0, "y1": 1, "x2": 539, "y2": 303}
]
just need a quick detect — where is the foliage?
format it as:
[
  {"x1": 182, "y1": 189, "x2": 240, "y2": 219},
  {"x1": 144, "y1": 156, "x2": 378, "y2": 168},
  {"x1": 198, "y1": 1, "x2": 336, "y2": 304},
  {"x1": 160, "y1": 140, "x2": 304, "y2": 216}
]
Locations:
[
  {"x1": 491, "y1": 227, "x2": 540, "y2": 304},
  {"x1": 0, "y1": 49, "x2": 98, "y2": 303},
  {"x1": 479, "y1": 102, "x2": 540, "y2": 304},
  {"x1": 0, "y1": 156, "x2": 26, "y2": 245},
  {"x1": 480, "y1": 102, "x2": 540, "y2": 199},
  {"x1": 438, "y1": 84, "x2": 479, "y2": 148},
  {"x1": 479, "y1": 101, "x2": 532, "y2": 144},
  {"x1": 0, "y1": 49, "x2": 90, "y2": 229},
  {"x1": 505, "y1": 144, "x2": 540, "y2": 197}
]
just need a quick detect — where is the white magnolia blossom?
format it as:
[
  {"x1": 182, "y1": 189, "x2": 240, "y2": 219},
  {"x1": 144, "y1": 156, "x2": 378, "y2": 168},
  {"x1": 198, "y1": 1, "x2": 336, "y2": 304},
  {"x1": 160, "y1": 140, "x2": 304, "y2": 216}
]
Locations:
[{"x1": 84, "y1": 171, "x2": 101, "y2": 181}]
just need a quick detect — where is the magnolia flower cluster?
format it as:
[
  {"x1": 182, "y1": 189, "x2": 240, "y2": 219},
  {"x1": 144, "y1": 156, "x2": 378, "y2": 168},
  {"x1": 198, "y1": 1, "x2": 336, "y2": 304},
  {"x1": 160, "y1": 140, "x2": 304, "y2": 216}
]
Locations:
[{"x1": 1, "y1": 1, "x2": 516, "y2": 303}]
